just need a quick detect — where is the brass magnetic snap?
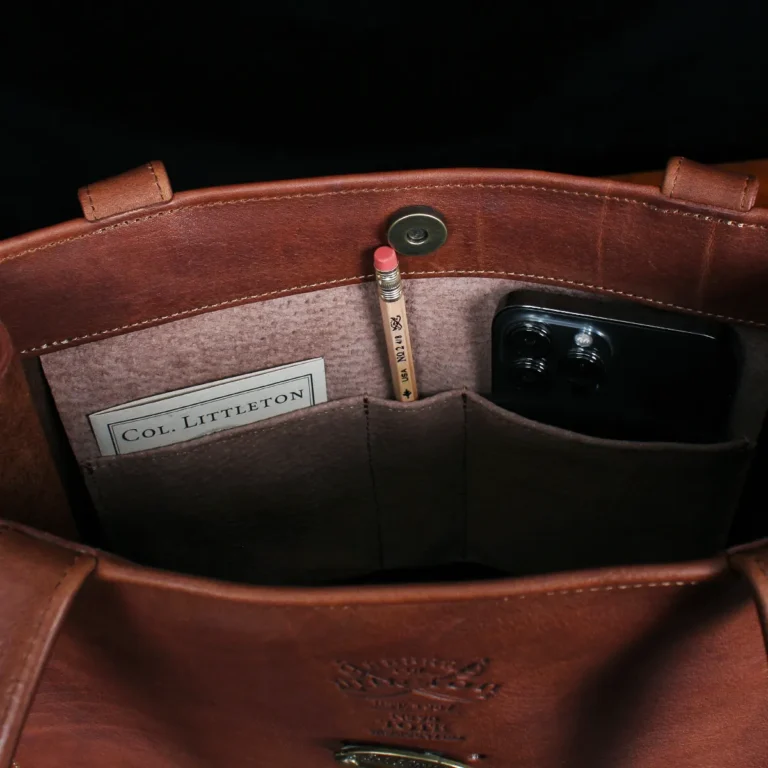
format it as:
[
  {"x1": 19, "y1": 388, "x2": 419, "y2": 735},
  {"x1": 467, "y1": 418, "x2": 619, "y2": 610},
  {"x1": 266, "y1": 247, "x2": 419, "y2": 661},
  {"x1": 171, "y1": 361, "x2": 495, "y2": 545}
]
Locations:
[{"x1": 387, "y1": 206, "x2": 448, "y2": 256}]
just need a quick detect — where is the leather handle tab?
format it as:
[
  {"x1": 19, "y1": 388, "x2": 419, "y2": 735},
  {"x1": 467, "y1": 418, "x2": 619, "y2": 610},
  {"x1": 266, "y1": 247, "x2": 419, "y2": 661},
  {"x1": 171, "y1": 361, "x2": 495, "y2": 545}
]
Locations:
[
  {"x1": 661, "y1": 156, "x2": 759, "y2": 212},
  {"x1": 77, "y1": 160, "x2": 173, "y2": 221},
  {"x1": 0, "y1": 526, "x2": 96, "y2": 768}
]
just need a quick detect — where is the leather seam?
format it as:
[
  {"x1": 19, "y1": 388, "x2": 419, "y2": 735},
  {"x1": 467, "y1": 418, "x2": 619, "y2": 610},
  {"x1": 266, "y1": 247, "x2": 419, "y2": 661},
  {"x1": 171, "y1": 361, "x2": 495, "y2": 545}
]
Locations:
[
  {"x1": 669, "y1": 157, "x2": 684, "y2": 197},
  {"x1": 21, "y1": 267, "x2": 768, "y2": 355},
  {"x1": 697, "y1": 222, "x2": 717, "y2": 308},
  {"x1": 740, "y1": 175, "x2": 750, "y2": 211},
  {"x1": 0, "y1": 545, "x2": 81, "y2": 740},
  {"x1": 147, "y1": 162, "x2": 166, "y2": 203},
  {"x1": 3, "y1": 181, "x2": 768, "y2": 270},
  {"x1": 85, "y1": 185, "x2": 96, "y2": 219}
]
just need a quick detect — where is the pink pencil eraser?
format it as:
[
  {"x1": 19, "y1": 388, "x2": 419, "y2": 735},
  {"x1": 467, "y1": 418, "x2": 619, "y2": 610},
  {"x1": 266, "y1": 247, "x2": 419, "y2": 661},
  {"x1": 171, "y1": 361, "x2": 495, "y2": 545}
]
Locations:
[{"x1": 374, "y1": 246, "x2": 399, "y2": 272}]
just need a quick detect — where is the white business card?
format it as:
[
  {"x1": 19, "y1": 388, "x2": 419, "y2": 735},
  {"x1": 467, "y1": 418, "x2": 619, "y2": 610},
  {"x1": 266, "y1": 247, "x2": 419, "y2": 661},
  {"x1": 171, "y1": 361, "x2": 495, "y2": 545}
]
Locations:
[{"x1": 89, "y1": 358, "x2": 327, "y2": 456}]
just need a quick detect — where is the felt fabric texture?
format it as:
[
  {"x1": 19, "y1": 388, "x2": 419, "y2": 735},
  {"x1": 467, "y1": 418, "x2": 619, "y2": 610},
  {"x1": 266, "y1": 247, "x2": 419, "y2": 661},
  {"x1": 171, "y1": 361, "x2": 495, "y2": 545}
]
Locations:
[
  {"x1": 41, "y1": 278, "x2": 522, "y2": 461},
  {"x1": 41, "y1": 278, "x2": 768, "y2": 462},
  {"x1": 83, "y1": 391, "x2": 752, "y2": 585}
]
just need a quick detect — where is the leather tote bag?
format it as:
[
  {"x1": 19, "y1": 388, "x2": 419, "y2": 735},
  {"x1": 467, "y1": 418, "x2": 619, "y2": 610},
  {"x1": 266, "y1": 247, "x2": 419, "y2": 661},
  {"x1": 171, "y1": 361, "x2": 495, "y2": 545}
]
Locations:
[{"x1": 2, "y1": 157, "x2": 768, "y2": 768}]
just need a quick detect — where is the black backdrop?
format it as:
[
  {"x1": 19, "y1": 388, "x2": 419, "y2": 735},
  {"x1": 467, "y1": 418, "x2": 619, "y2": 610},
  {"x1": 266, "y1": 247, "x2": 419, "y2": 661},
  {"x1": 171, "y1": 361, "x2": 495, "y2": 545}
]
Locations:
[
  {"x1": 1, "y1": 1, "x2": 767, "y2": 239},
  {"x1": 2, "y1": 0, "x2": 768, "y2": 541}
]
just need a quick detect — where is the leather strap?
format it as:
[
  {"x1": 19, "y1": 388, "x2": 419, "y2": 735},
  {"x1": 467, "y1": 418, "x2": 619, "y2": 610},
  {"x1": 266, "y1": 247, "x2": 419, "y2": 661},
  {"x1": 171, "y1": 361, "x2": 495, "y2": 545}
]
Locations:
[
  {"x1": 661, "y1": 156, "x2": 759, "y2": 211},
  {"x1": 729, "y1": 540, "x2": 768, "y2": 656},
  {"x1": 77, "y1": 160, "x2": 173, "y2": 221},
  {"x1": 0, "y1": 526, "x2": 96, "y2": 768}
]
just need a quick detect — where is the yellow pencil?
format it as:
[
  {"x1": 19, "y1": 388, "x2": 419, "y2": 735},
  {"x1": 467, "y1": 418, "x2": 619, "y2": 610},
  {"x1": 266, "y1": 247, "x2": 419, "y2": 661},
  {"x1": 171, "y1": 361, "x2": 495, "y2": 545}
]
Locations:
[{"x1": 374, "y1": 246, "x2": 419, "y2": 402}]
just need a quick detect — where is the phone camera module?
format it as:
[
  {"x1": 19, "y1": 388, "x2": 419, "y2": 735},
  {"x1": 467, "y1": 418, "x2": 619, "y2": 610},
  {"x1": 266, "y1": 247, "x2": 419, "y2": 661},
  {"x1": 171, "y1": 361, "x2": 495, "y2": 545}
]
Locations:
[
  {"x1": 563, "y1": 348, "x2": 605, "y2": 391},
  {"x1": 509, "y1": 357, "x2": 550, "y2": 390},
  {"x1": 505, "y1": 322, "x2": 552, "y2": 358}
]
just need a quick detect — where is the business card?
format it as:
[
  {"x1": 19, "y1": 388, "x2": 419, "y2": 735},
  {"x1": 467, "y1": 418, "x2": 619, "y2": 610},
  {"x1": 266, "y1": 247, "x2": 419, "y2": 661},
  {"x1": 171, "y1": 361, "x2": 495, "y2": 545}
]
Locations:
[{"x1": 89, "y1": 358, "x2": 327, "y2": 456}]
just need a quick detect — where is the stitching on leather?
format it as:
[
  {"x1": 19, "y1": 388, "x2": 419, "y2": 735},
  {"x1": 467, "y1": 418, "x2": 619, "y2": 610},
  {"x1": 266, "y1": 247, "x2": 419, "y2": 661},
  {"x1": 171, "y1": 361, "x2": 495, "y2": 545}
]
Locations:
[
  {"x1": 148, "y1": 162, "x2": 166, "y2": 202},
  {"x1": 312, "y1": 581, "x2": 701, "y2": 609},
  {"x1": 595, "y1": 197, "x2": 608, "y2": 285},
  {"x1": 21, "y1": 266, "x2": 768, "y2": 355},
  {"x1": 3, "y1": 181, "x2": 768, "y2": 271},
  {"x1": 0, "y1": 549, "x2": 80, "y2": 741},
  {"x1": 85, "y1": 402, "x2": 364, "y2": 469},
  {"x1": 740, "y1": 175, "x2": 751, "y2": 211},
  {"x1": 697, "y1": 222, "x2": 717, "y2": 308},
  {"x1": 0, "y1": 523, "x2": 700, "y2": 604},
  {"x1": 669, "y1": 157, "x2": 684, "y2": 197},
  {"x1": 85, "y1": 186, "x2": 96, "y2": 219},
  {"x1": 22, "y1": 274, "x2": 372, "y2": 353},
  {"x1": 535, "y1": 581, "x2": 698, "y2": 595}
]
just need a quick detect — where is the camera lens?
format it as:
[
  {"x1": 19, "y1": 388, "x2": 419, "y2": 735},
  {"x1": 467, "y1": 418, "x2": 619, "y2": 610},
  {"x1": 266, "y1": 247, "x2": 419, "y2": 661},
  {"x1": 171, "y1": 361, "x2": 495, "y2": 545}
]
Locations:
[
  {"x1": 509, "y1": 357, "x2": 550, "y2": 390},
  {"x1": 505, "y1": 322, "x2": 551, "y2": 358},
  {"x1": 563, "y1": 348, "x2": 605, "y2": 391}
]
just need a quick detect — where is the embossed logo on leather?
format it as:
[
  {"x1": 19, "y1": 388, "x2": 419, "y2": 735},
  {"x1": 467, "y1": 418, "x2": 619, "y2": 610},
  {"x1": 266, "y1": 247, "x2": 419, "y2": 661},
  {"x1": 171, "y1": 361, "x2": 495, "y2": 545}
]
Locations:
[
  {"x1": 334, "y1": 658, "x2": 500, "y2": 703},
  {"x1": 370, "y1": 712, "x2": 465, "y2": 742},
  {"x1": 333, "y1": 658, "x2": 500, "y2": 742}
]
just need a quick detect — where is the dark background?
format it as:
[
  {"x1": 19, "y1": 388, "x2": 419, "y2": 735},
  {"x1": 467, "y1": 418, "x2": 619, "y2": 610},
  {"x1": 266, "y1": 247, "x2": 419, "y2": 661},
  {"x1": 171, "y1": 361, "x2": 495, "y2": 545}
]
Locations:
[
  {"x1": 0, "y1": 1, "x2": 766, "y2": 239},
  {"x1": 3, "y1": 1, "x2": 768, "y2": 543}
]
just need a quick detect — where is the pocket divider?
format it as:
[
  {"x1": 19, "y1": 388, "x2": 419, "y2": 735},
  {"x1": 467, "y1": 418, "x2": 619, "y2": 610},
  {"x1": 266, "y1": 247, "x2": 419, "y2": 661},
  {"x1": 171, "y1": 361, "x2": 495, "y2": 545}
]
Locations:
[{"x1": 83, "y1": 389, "x2": 753, "y2": 584}]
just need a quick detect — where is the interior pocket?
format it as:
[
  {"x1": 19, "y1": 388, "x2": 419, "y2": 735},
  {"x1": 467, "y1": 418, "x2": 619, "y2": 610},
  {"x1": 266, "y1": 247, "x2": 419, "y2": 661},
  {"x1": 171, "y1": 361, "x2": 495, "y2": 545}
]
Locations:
[
  {"x1": 465, "y1": 392, "x2": 753, "y2": 574},
  {"x1": 83, "y1": 390, "x2": 754, "y2": 585},
  {"x1": 85, "y1": 398, "x2": 380, "y2": 584},
  {"x1": 366, "y1": 392, "x2": 466, "y2": 569}
]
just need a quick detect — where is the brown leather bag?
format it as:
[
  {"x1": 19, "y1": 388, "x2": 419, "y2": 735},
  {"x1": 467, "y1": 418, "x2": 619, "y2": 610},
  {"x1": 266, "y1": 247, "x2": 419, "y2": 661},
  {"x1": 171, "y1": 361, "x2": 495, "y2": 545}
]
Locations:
[{"x1": 3, "y1": 157, "x2": 768, "y2": 768}]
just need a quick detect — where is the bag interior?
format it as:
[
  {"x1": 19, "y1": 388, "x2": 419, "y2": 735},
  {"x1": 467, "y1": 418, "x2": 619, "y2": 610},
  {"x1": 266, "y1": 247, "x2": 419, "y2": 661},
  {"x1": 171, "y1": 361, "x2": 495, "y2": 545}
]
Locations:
[{"x1": 29, "y1": 276, "x2": 768, "y2": 586}]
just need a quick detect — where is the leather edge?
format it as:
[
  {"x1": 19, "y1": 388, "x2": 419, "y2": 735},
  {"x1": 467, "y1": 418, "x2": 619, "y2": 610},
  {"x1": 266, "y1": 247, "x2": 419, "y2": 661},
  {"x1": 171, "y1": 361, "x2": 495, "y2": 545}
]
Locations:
[
  {"x1": 728, "y1": 539, "x2": 768, "y2": 656},
  {"x1": 5, "y1": 167, "x2": 765, "y2": 261},
  {"x1": 0, "y1": 526, "x2": 96, "y2": 768}
]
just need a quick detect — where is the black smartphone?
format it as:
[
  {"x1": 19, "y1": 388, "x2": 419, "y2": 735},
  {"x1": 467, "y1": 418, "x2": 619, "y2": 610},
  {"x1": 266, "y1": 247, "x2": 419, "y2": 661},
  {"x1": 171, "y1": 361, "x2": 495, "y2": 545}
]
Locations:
[{"x1": 491, "y1": 290, "x2": 741, "y2": 443}]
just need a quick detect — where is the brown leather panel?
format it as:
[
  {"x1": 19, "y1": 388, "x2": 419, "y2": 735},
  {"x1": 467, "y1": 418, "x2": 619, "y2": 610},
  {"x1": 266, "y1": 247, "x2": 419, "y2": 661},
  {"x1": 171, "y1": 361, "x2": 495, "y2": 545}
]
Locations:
[
  {"x1": 0, "y1": 526, "x2": 95, "y2": 768},
  {"x1": 79, "y1": 389, "x2": 751, "y2": 585},
  {"x1": 0, "y1": 324, "x2": 76, "y2": 537},
  {"x1": 612, "y1": 158, "x2": 768, "y2": 208},
  {"x1": 661, "y1": 157, "x2": 758, "y2": 211},
  {"x1": 3, "y1": 168, "x2": 768, "y2": 357},
  {"x1": 77, "y1": 161, "x2": 172, "y2": 222},
  {"x1": 11, "y1": 545, "x2": 768, "y2": 768}
]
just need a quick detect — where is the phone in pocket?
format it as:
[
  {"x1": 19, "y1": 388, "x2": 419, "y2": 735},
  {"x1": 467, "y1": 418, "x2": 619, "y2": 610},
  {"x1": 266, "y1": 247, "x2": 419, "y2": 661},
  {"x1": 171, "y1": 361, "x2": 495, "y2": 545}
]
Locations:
[{"x1": 491, "y1": 290, "x2": 742, "y2": 443}]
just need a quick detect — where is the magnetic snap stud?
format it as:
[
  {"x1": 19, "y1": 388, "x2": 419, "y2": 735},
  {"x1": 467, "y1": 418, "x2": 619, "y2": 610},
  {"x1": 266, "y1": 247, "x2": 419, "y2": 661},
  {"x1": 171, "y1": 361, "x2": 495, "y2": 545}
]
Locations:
[{"x1": 387, "y1": 206, "x2": 448, "y2": 256}]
